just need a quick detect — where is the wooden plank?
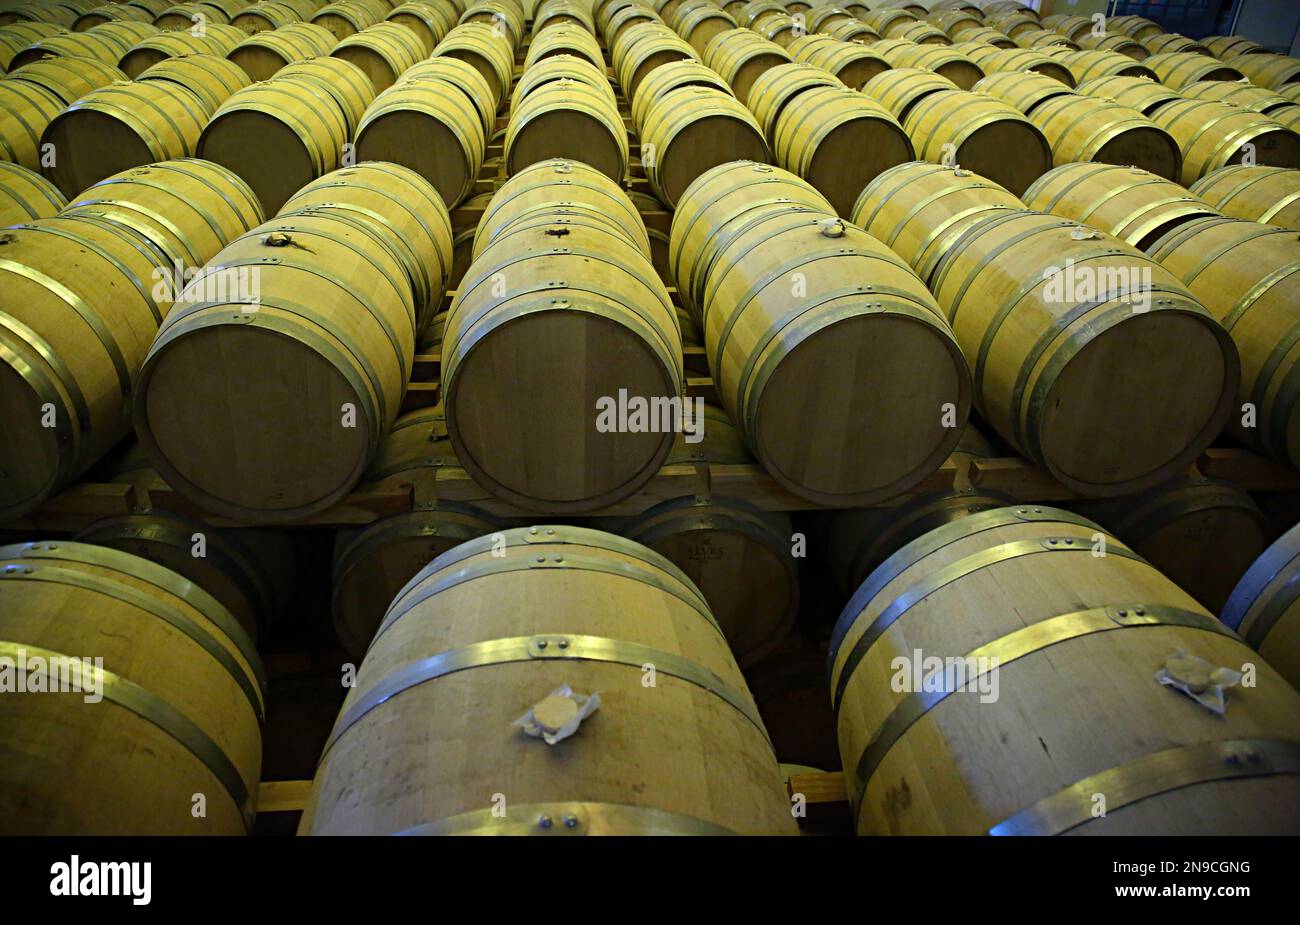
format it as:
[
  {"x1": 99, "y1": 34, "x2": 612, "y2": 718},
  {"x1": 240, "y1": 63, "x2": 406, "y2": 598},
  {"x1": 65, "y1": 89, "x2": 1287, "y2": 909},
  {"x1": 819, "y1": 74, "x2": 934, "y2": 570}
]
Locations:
[
  {"x1": 787, "y1": 771, "x2": 847, "y2": 805},
  {"x1": 257, "y1": 779, "x2": 311, "y2": 814}
]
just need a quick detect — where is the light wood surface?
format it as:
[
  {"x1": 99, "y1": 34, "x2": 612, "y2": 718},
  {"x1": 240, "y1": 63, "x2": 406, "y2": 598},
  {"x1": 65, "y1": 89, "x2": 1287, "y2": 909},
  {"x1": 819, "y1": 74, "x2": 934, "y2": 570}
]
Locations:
[
  {"x1": 330, "y1": 20, "x2": 423, "y2": 91},
  {"x1": 506, "y1": 62, "x2": 628, "y2": 182},
  {"x1": 1190, "y1": 165, "x2": 1300, "y2": 232},
  {"x1": 1150, "y1": 98, "x2": 1300, "y2": 187},
  {"x1": 786, "y1": 33, "x2": 885, "y2": 90},
  {"x1": 0, "y1": 539, "x2": 263, "y2": 833},
  {"x1": 1074, "y1": 73, "x2": 1181, "y2": 116},
  {"x1": 1148, "y1": 216, "x2": 1300, "y2": 471},
  {"x1": 704, "y1": 27, "x2": 788, "y2": 102},
  {"x1": 385, "y1": 1, "x2": 455, "y2": 55},
  {"x1": 274, "y1": 54, "x2": 376, "y2": 134},
  {"x1": 969, "y1": 69, "x2": 1075, "y2": 115},
  {"x1": 0, "y1": 213, "x2": 168, "y2": 520},
  {"x1": 1147, "y1": 50, "x2": 1243, "y2": 88},
  {"x1": 228, "y1": 21, "x2": 338, "y2": 80},
  {"x1": 0, "y1": 80, "x2": 66, "y2": 170},
  {"x1": 117, "y1": 22, "x2": 246, "y2": 76},
  {"x1": 831, "y1": 506, "x2": 1300, "y2": 835},
  {"x1": 749, "y1": 62, "x2": 844, "y2": 137},
  {"x1": 433, "y1": 21, "x2": 515, "y2": 106},
  {"x1": 1023, "y1": 162, "x2": 1218, "y2": 251},
  {"x1": 7, "y1": 55, "x2": 126, "y2": 104},
  {"x1": 299, "y1": 526, "x2": 798, "y2": 835},
  {"x1": 930, "y1": 209, "x2": 1238, "y2": 496},
  {"x1": 0, "y1": 159, "x2": 65, "y2": 226},
  {"x1": 134, "y1": 210, "x2": 415, "y2": 522}
]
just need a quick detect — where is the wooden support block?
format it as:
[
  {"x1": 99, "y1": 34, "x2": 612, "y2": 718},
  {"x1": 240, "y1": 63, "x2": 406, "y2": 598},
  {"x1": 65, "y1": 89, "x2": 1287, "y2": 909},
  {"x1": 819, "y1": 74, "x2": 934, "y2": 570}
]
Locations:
[
  {"x1": 401, "y1": 381, "x2": 439, "y2": 413},
  {"x1": 257, "y1": 779, "x2": 312, "y2": 814},
  {"x1": 1199, "y1": 447, "x2": 1300, "y2": 491},
  {"x1": 787, "y1": 771, "x2": 848, "y2": 805}
]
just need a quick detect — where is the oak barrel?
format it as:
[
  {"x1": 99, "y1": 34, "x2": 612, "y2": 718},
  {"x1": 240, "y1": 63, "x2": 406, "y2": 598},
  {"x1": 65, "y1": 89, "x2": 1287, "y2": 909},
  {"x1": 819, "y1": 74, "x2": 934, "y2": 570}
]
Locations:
[
  {"x1": 0, "y1": 214, "x2": 169, "y2": 519},
  {"x1": 330, "y1": 20, "x2": 423, "y2": 91},
  {"x1": 117, "y1": 22, "x2": 246, "y2": 76},
  {"x1": 829, "y1": 505, "x2": 1300, "y2": 834},
  {"x1": 1026, "y1": 94, "x2": 1182, "y2": 180},
  {"x1": 0, "y1": 159, "x2": 65, "y2": 225},
  {"x1": 0, "y1": 540, "x2": 264, "y2": 833},
  {"x1": 442, "y1": 171, "x2": 682, "y2": 512},
  {"x1": 1149, "y1": 99, "x2": 1300, "y2": 186},
  {"x1": 133, "y1": 209, "x2": 416, "y2": 522},
  {"x1": 6, "y1": 55, "x2": 126, "y2": 104},
  {"x1": 930, "y1": 210, "x2": 1238, "y2": 496},
  {"x1": 0, "y1": 79, "x2": 67, "y2": 170},
  {"x1": 299, "y1": 525, "x2": 797, "y2": 835},
  {"x1": 505, "y1": 66, "x2": 628, "y2": 182},
  {"x1": 1189, "y1": 165, "x2": 1300, "y2": 231},
  {"x1": 1147, "y1": 216, "x2": 1300, "y2": 470},
  {"x1": 228, "y1": 21, "x2": 338, "y2": 80}
]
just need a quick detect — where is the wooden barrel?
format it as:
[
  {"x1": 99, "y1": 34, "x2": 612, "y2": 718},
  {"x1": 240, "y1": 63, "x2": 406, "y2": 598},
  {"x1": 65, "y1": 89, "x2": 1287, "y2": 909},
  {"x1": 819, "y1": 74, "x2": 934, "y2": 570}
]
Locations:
[
  {"x1": 1107, "y1": 14, "x2": 1162, "y2": 41},
  {"x1": 862, "y1": 9, "x2": 915, "y2": 36},
  {"x1": 74, "y1": 506, "x2": 298, "y2": 640},
  {"x1": 749, "y1": 62, "x2": 843, "y2": 135},
  {"x1": 400, "y1": 55, "x2": 492, "y2": 133},
  {"x1": 62, "y1": 157, "x2": 263, "y2": 271},
  {"x1": 459, "y1": 0, "x2": 524, "y2": 49},
  {"x1": 641, "y1": 85, "x2": 770, "y2": 208},
  {"x1": 6, "y1": 55, "x2": 126, "y2": 105},
  {"x1": 669, "y1": 160, "x2": 833, "y2": 317},
  {"x1": 385, "y1": 1, "x2": 454, "y2": 54},
  {"x1": 1143, "y1": 32, "x2": 1210, "y2": 57},
  {"x1": 677, "y1": 4, "x2": 735, "y2": 55},
  {"x1": 74, "y1": 2, "x2": 155, "y2": 30},
  {"x1": 630, "y1": 57, "x2": 732, "y2": 129},
  {"x1": 1068, "y1": 476, "x2": 1268, "y2": 614},
  {"x1": 850, "y1": 160, "x2": 1024, "y2": 284},
  {"x1": 828, "y1": 505, "x2": 1300, "y2": 835},
  {"x1": 1189, "y1": 164, "x2": 1300, "y2": 231},
  {"x1": 604, "y1": 4, "x2": 659, "y2": 48},
  {"x1": 0, "y1": 160, "x2": 65, "y2": 226},
  {"x1": 281, "y1": 161, "x2": 452, "y2": 330},
  {"x1": 823, "y1": 19, "x2": 880, "y2": 44},
  {"x1": 859, "y1": 67, "x2": 955, "y2": 123},
  {"x1": 826, "y1": 424, "x2": 1011, "y2": 594},
  {"x1": 739, "y1": 0, "x2": 784, "y2": 29},
  {"x1": 986, "y1": 10, "x2": 1038, "y2": 38},
  {"x1": 505, "y1": 73, "x2": 627, "y2": 182},
  {"x1": 704, "y1": 27, "x2": 788, "y2": 102},
  {"x1": 228, "y1": 22, "x2": 338, "y2": 79},
  {"x1": 772, "y1": 84, "x2": 913, "y2": 215},
  {"x1": 230, "y1": 0, "x2": 304, "y2": 33},
  {"x1": 118, "y1": 23, "x2": 245, "y2": 75},
  {"x1": 136, "y1": 52, "x2": 250, "y2": 111},
  {"x1": 1076, "y1": 32, "x2": 1147, "y2": 60},
  {"x1": 902, "y1": 88, "x2": 1052, "y2": 196},
  {"x1": 1023, "y1": 162, "x2": 1219, "y2": 251},
  {"x1": 0, "y1": 79, "x2": 64, "y2": 170},
  {"x1": 687, "y1": 205, "x2": 971, "y2": 505},
  {"x1": 1147, "y1": 51, "x2": 1244, "y2": 88},
  {"x1": 85, "y1": 19, "x2": 160, "y2": 50},
  {"x1": 889, "y1": 21, "x2": 947, "y2": 44},
  {"x1": 1147, "y1": 216, "x2": 1300, "y2": 469},
  {"x1": 197, "y1": 79, "x2": 346, "y2": 214},
  {"x1": 1206, "y1": 54, "x2": 1300, "y2": 89},
  {"x1": 153, "y1": 3, "x2": 235, "y2": 30},
  {"x1": 1150, "y1": 99, "x2": 1300, "y2": 186},
  {"x1": 929, "y1": 8, "x2": 980, "y2": 38},
  {"x1": 0, "y1": 540, "x2": 264, "y2": 834},
  {"x1": 620, "y1": 403, "x2": 798, "y2": 666},
  {"x1": 1181, "y1": 79, "x2": 1293, "y2": 115},
  {"x1": 7, "y1": 29, "x2": 124, "y2": 69},
  {"x1": 1043, "y1": 13, "x2": 1091, "y2": 41},
  {"x1": 0, "y1": 214, "x2": 169, "y2": 520},
  {"x1": 300, "y1": 525, "x2": 797, "y2": 835},
  {"x1": 442, "y1": 194, "x2": 681, "y2": 512},
  {"x1": 1027, "y1": 94, "x2": 1182, "y2": 180},
  {"x1": 535, "y1": 0, "x2": 593, "y2": 34},
  {"x1": 807, "y1": 7, "x2": 856, "y2": 32},
  {"x1": 311, "y1": 0, "x2": 388, "y2": 39},
  {"x1": 330, "y1": 21, "x2": 423, "y2": 91},
  {"x1": 1051, "y1": 48, "x2": 1156, "y2": 83},
  {"x1": 1222, "y1": 523, "x2": 1300, "y2": 691},
  {"x1": 272, "y1": 54, "x2": 375, "y2": 135},
  {"x1": 1015, "y1": 28, "x2": 1077, "y2": 50},
  {"x1": 956, "y1": 44, "x2": 1074, "y2": 84},
  {"x1": 525, "y1": 22, "x2": 601, "y2": 68},
  {"x1": 948, "y1": 28, "x2": 1014, "y2": 49},
  {"x1": 332, "y1": 407, "x2": 496, "y2": 657},
  {"x1": 616, "y1": 26, "x2": 697, "y2": 101},
  {"x1": 971, "y1": 69, "x2": 1075, "y2": 114},
  {"x1": 754, "y1": 13, "x2": 801, "y2": 47},
  {"x1": 1203, "y1": 35, "x2": 1265, "y2": 61},
  {"x1": 876, "y1": 41, "x2": 984, "y2": 89},
  {"x1": 354, "y1": 77, "x2": 485, "y2": 209},
  {"x1": 930, "y1": 210, "x2": 1237, "y2": 496},
  {"x1": 473, "y1": 158, "x2": 650, "y2": 261},
  {"x1": 0, "y1": 22, "x2": 63, "y2": 71},
  {"x1": 787, "y1": 33, "x2": 885, "y2": 89},
  {"x1": 1074, "y1": 74, "x2": 1180, "y2": 115},
  {"x1": 432, "y1": 22, "x2": 514, "y2": 106},
  {"x1": 133, "y1": 210, "x2": 416, "y2": 522},
  {"x1": 40, "y1": 80, "x2": 207, "y2": 198}
]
